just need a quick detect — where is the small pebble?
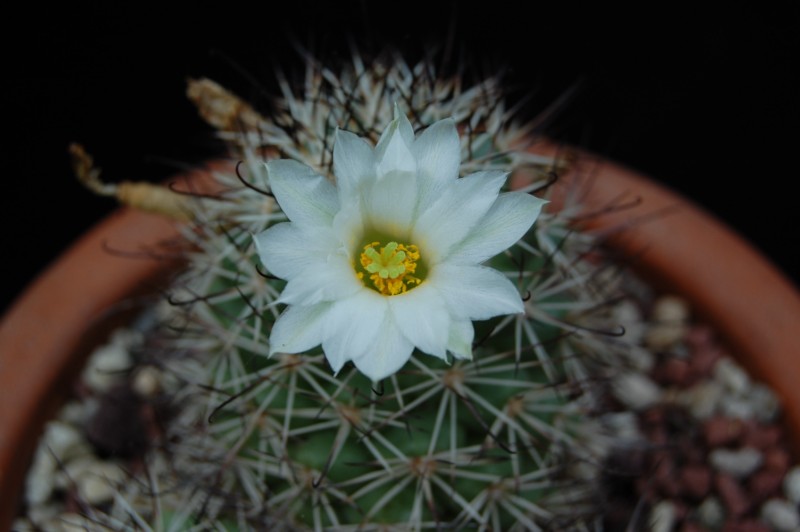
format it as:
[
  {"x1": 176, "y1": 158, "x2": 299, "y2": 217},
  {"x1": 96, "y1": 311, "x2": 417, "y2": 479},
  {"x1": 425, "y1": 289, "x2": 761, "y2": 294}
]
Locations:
[
  {"x1": 763, "y1": 447, "x2": 791, "y2": 474},
  {"x1": 720, "y1": 396, "x2": 758, "y2": 421},
  {"x1": 613, "y1": 372, "x2": 663, "y2": 411},
  {"x1": 54, "y1": 455, "x2": 99, "y2": 490},
  {"x1": 25, "y1": 422, "x2": 91, "y2": 504},
  {"x1": 646, "y1": 296, "x2": 690, "y2": 349},
  {"x1": 714, "y1": 358, "x2": 750, "y2": 395},
  {"x1": 685, "y1": 324, "x2": 714, "y2": 349},
  {"x1": 57, "y1": 513, "x2": 98, "y2": 532},
  {"x1": 716, "y1": 473, "x2": 752, "y2": 517},
  {"x1": 742, "y1": 421, "x2": 782, "y2": 450},
  {"x1": 653, "y1": 296, "x2": 690, "y2": 323},
  {"x1": 25, "y1": 502, "x2": 61, "y2": 529},
  {"x1": 57, "y1": 402, "x2": 88, "y2": 426},
  {"x1": 603, "y1": 411, "x2": 643, "y2": 441},
  {"x1": 658, "y1": 357, "x2": 691, "y2": 387},
  {"x1": 76, "y1": 462, "x2": 126, "y2": 505},
  {"x1": 783, "y1": 466, "x2": 800, "y2": 505},
  {"x1": 748, "y1": 384, "x2": 781, "y2": 423},
  {"x1": 697, "y1": 496, "x2": 726, "y2": 529},
  {"x1": 614, "y1": 300, "x2": 647, "y2": 345},
  {"x1": 81, "y1": 330, "x2": 136, "y2": 393},
  {"x1": 11, "y1": 518, "x2": 35, "y2": 531},
  {"x1": 681, "y1": 381, "x2": 724, "y2": 420},
  {"x1": 649, "y1": 500, "x2": 678, "y2": 532},
  {"x1": 646, "y1": 322, "x2": 689, "y2": 350},
  {"x1": 720, "y1": 519, "x2": 771, "y2": 532},
  {"x1": 680, "y1": 464, "x2": 712, "y2": 500},
  {"x1": 749, "y1": 469, "x2": 785, "y2": 503},
  {"x1": 710, "y1": 447, "x2": 763, "y2": 479},
  {"x1": 704, "y1": 416, "x2": 744, "y2": 447},
  {"x1": 760, "y1": 498, "x2": 800, "y2": 531},
  {"x1": 132, "y1": 365, "x2": 162, "y2": 397},
  {"x1": 626, "y1": 344, "x2": 657, "y2": 372},
  {"x1": 688, "y1": 344, "x2": 723, "y2": 378},
  {"x1": 25, "y1": 447, "x2": 57, "y2": 506},
  {"x1": 655, "y1": 456, "x2": 682, "y2": 497}
]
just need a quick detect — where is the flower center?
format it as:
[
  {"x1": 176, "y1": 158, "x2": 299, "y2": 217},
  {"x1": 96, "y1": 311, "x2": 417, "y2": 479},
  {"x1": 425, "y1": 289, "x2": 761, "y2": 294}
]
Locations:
[{"x1": 357, "y1": 241, "x2": 422, "y2": 296}]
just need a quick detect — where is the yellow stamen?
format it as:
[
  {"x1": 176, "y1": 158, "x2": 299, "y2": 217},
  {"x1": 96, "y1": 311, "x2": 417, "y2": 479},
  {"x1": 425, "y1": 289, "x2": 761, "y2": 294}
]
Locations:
[{"x1": 359, "y1": 241, "x2": 421, "y2": 295}]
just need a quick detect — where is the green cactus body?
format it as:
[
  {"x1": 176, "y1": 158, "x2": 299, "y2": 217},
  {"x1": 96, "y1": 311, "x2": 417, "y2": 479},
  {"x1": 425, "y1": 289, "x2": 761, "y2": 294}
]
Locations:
[{"x1": 91, "y1": 54, "x2": 639, "y2": 531}]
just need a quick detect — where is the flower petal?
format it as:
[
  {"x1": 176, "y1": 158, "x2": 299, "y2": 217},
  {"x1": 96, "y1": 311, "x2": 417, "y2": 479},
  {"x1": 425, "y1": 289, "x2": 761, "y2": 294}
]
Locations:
[
  {"x1": 321, "y1": 290, "x2": 388, "y2": 374},
  {"x1": 431, "y1": 263, "x2": 524, "y2": 320},
  {"x1": 376, "y1": 104, "x2": 415, "y2": 148},
  {"x1": 388, "y1": 283, "x2": 450, "y2": 360},
  {"x1": 411, "y1": 118, "x2": 460, "y2": 214},
  {"x1": 333, "y1": 128, "x2": 376, "y2": 198},
  {"x1": 269, "y1": 302, "x2": 331, "y2": 356},
  {"x1": 253, "y1": 222, "x2": 338, "y2": 280},
  {"x1": 363, "y1": 169, "x2": 418, "y2": 235},
  {"x1": 413, "y1": 170, "x2": 508, "y2": 264},
  {"x1": 447, "y1": 319, "x2": 474, "y2": 360},
  {"x1": 446, "y1": 192, "x2": 547, "y2": 264},
  {"x1": 375, "y1": 113, "x2": 416, "y2": 178},
  {"x1": 277, "y1": 253, "x2": 362, "y2": 305},
  {"x1": 267, "y1": 160, "x2": 339, "y2": 227},
  {"x1": 332, "y1": 201, "x2": 365, "y2": 256},
  {"x1": 351, "y1": 312, "x2": 414, "y2": 382}
]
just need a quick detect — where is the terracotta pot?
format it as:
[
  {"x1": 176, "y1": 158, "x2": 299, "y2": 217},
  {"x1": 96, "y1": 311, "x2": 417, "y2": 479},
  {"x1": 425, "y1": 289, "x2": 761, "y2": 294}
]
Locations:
[
  {"x1": 0, "y1": 208, "x2": 182, "y2": 527},
  {"x1": 1, "y1": 153, "x2": 798, "y2": 529},
  {"x1": 552, "y1": 150, "x2": 800, "y2": 439}
]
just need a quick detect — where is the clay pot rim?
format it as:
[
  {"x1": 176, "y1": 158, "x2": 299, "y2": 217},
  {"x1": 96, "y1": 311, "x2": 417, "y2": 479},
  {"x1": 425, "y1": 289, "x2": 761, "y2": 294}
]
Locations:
[{"x1": 1, "y1": 152, "x2": 798, "y2": 528}]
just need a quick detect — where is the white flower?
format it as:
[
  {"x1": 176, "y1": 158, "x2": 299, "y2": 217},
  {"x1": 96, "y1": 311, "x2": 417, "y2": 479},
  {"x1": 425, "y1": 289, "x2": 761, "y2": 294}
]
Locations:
[{"x1": 253, "y1": 109, "x2": 546, "y2": 381}]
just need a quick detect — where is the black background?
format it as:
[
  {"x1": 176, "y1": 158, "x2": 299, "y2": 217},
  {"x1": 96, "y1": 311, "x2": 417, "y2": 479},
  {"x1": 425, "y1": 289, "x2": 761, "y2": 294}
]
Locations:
[{"x1": 4, "y1": 3, "x2": 798, "y2": 314}]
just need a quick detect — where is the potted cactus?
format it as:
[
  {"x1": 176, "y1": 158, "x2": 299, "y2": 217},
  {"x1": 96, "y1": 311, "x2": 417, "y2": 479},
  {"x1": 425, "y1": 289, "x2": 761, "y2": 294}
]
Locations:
[{"x1": 3, "y1": 51, "x2": 799, "y2": 531}]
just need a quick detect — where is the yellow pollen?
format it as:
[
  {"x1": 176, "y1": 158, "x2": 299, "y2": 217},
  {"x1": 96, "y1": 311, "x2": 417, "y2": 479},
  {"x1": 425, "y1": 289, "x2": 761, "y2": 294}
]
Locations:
[{"x1": 358, "y1": 241, "x2": 421, "y2": 296}]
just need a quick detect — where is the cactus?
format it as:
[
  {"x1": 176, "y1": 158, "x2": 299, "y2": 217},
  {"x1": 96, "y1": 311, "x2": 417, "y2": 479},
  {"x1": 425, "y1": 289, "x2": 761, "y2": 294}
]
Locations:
[{"x1": 76, "y1": 52, "x2": 643, "y2": 530}]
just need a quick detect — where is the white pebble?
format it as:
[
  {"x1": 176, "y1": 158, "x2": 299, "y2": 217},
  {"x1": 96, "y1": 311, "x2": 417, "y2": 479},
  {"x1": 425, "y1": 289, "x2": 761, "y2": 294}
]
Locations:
[
  {"x1": 25, "y1": 502, "x2": 61, "y2": 528},
  {"x1": 132, "y1": 365, "x2": 162, "y2": 397},
  {"x1": 54, "y1": 456, "x2": 99, "y2": 490},
  {"x1": 612, "y1": 372, "x2": 663, "y2": 411},
  {"x1": 603, "y1": 411, "x2": 643, "y2": 441},
  {"x1": 697, "y1": 496, "x2": 725, "y2": 528},
  {"x1": 25, "y1": 422, "x2": 90, "y2": 505},
  {"x1": 680, "y1": 381, "x2": 724, "y2": 420},
  {"x1": 749, "y1": 383, "x2": 781, "y2": 423},
  {"x1": 713, "y1": 357, "x2": 750, "y2": 394},
  {"x1": 56, "y1": 402, "x2": 88, "y2": 426},
  {"x1": 645, "y1": 322, "x2": 687, "y2": 350},
  {"x1": 25, "y1": 446, "x2": 57, "y2": 505},
  {"x1": 760, "y1": 498, "x2": 800, "y2": 531},
  {"x1": 56, "y1": 512, "x2": 99, "y2": 532},
  {"x1": 719, "y1": 395, "x2": 757, "y2": 420},
  {"x1": 10, "y1": 517, "x2": 35, "y2": 531},
  {"x1": 649, "y1": 500, "x2": 678, "y2": 532},
  {"x1": 574, "y1": 419, "x2": 614, "y2": 462},
  {"x1": 645, "y1": 296, "x2": 690, "y2": 349},
  {"x1": 76, "y1": 462, "x2": 126, "y2": 505},
  {"x1": 784, "y1": 466, "x2": 800, "y2": 505},
  {"x1": 44, "y1": 421, "x2": 88, "y2": 460},
  {"x1": 82, "y1": 341, "x2": 132, "y2": 393},
  {"x1": 568, "y1": 459, "x2": 599, "y2": 481},
  {"x1": 614, "y1": 300, "x2": 647, "y2": 345},
  {"x1": 652, "y1": 295, "x2": 690, "y2": 322},
  {"x1": 709, "y1": 447, "x2": 763, "y2": 478},
  {"x1": 625, "y1": 345, "x2": 657, "y2": 373}
]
